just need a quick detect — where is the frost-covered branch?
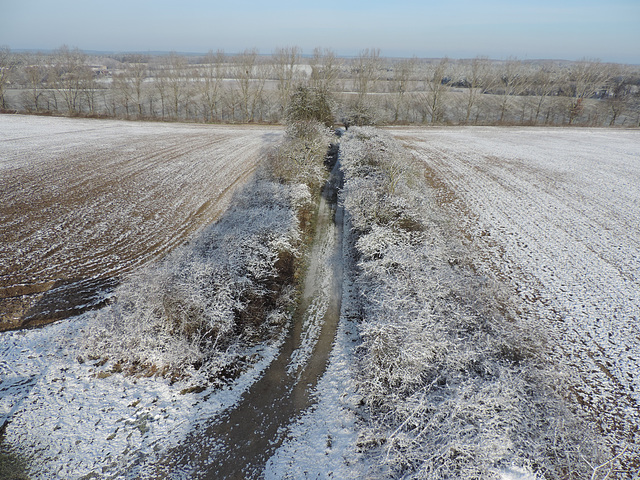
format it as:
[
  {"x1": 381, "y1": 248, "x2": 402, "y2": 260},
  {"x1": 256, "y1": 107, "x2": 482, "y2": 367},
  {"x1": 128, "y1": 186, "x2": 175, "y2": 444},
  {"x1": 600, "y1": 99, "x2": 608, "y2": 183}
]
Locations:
[
  {"x1": 340, "y1": 127, "x2": 615, "y2": 479},
  {"x1": 82, "y1": 121, "x2": 331, "y2": 388}
]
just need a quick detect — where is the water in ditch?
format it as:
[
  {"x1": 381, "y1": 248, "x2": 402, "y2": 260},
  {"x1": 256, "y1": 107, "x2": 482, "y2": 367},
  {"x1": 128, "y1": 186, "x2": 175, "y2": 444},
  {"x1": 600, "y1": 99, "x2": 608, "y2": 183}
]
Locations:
[{"x1": 160, "y1": 157, "x2": 345, "y2": 479}]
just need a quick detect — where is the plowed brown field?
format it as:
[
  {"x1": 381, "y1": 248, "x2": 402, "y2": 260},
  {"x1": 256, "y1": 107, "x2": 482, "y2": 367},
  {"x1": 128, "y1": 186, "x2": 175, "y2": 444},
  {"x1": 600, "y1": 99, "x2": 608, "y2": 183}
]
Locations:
[{"x1": 0, "y1": 115, "x2": 281, "y2": 330}]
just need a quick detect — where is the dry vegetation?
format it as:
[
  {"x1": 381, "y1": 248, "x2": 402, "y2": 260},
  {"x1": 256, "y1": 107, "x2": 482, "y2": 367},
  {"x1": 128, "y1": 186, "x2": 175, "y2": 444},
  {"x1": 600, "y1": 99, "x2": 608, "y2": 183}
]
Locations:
[
  {"x1": 0, "y1": 116, "x2": 280, "y2": 330},
  {"x1": 1, "y1": 45, "x2": 639, "y2": 127},
  {"x1": 0, "y1": 115, "x2": 333, "y2": 480},
  {"x1": 79, "y1": 118, "x2": 331, "y2": 386},
  {"x1": 339, "y1": 127, "x2": 629, "y2": 479},
  {"x1": 1, "y1": 43, "x2": 639, "y2": 478}
]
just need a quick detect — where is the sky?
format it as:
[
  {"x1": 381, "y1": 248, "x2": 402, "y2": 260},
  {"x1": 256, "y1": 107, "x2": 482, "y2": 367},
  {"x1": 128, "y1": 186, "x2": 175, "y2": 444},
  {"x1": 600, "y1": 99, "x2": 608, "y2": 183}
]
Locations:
[{"x1": 2, "y1": 0, "x2": 639, "y2": 63}]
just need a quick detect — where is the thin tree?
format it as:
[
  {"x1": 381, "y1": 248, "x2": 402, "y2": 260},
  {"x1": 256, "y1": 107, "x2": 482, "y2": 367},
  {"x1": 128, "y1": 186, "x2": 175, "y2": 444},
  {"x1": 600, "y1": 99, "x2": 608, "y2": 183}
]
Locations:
[
  {"x1": 232, "y1": 48, "x2": 262, "y2": 122},
  {"x1": 167, "y1": 53, "x2": 187, "y2": 119},
  {"x1": 343, "y1": 48, "x2": 382, "y2": 126},
  {"x1": 497, "y1": 57, "x2": 525, "y2": 123},
  {"x1": 390, "y1": 57, "x2": 415, "y2": 123},
  {"x1": 127, "y1": 55, "x2": 149, "y2": 117},
  {"x1": 51, "y1": 45, "x2": 89, "y2": 115},
  {"x1": 565, "y1": 58, "x2": 610, "y2": 125},
  {"x1": 353, "y1": 48, "x2": 381, "y2": 104},
  {"x1": 151, "y1": 60, "x2": 169, "y2": 119},
  {"x1": 249, "y1": 60, "x2": 268, "y2": 122},
  {"x1": 462, "y1": 56, "x2": 491, "y2": 124},
  {"x1": 199, "y1": 50, "x2": 225, "y2": 122},
  {"x1": 272, "y1": 46, "x2": 301, "y2": 120},
  {"x1": 603, "y1": 64, "x2": 631, "y2": 126},
  {"x1": 0, "y1": 46, "x2": 17, "y2": 109},
  {"x1": 82, "y1": 65, "x2": 99, "y2": 115},
  {"x1": 530, "y1": 62, "x2": 557, "y2": 124},
  {"x1": 21, "y1": 52, "x2": 49, "y2": 112},
  {"x1": 423, "y1": 57, "x2": 449, "y2": 124},
  {"x1": 308, "y1": 47, "x2": 341, "y2": 94},
  {"x1": 112, "y1": 70, "x2": 134, "y2": 117}
]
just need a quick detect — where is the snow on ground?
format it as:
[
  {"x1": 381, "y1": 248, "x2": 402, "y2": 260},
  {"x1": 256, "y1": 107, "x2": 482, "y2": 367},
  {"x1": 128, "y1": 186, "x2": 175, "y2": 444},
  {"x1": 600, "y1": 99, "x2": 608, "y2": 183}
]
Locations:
[
  {"x1": 391, "y1": 126, "x2": 640, "y2": 459},
  {"x1": 0, "y1": 115, "x2": 289, "y2": 478},
  {"x1": 0, "y1": 114, "x2": 281, "y2": 328},
  {"x1": 0, "y1": 312, "x2": 283, "y2": 478},
  {"x1": 3, "y1": 122, "x2": 638, "y2": 478},
  {"x1": 265, "y1": 210, "x2": 364, "y2": 479}
]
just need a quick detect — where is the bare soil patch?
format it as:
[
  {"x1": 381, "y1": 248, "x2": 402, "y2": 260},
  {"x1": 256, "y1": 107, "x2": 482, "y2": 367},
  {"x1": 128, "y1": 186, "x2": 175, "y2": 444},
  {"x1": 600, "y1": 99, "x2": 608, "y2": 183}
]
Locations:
[{"x1": 0, "y1": 115, "x2": 281, "y2": 330}]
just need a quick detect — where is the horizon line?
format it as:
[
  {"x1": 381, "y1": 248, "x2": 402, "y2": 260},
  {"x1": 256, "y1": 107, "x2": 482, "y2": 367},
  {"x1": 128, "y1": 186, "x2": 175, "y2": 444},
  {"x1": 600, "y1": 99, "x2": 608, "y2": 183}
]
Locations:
[{"x1": 6, "y1": 47, "x2": 639, "y2": 66}]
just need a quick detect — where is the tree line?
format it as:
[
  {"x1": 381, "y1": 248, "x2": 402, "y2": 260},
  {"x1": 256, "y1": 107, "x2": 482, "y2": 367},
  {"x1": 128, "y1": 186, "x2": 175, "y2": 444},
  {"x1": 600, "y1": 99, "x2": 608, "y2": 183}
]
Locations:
[{"x1": 1, "y1": 45, "x2": 639, "y2": 126}]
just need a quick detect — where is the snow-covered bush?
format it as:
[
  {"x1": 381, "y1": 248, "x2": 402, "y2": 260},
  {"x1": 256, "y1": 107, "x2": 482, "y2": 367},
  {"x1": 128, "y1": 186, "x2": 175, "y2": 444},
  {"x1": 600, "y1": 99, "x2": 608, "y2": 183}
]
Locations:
[
  {"x1": 340, "y1": 127, "x2": 427, "y2": 233},
  {"x1": 339, "y1": 101, "x2": 380, "y2": 128},
  {"x1": 82, "y1": 178, "x2": 306, "y2": 383},
  {"x1": 340, "y1": 127, "x2": 612, "y2": 479},
  {"x1": 82, "y1": 124, "x2": 331, "y2": 387},
  {"x1": 285, "y1": 85, "x2": 335, "y2": 127},
  {"x1": 268, "y1": 119, "x2": 333, "y2": 194}
]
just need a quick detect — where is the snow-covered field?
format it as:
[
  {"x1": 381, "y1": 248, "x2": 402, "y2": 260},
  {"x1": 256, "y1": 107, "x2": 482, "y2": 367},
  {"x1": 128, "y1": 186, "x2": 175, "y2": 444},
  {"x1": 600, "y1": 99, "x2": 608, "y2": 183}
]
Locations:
[
  {"x1": 0, "y1": 311, "x2": 284, "y2": 478},
  {"x1": 0, "y1": 115, "x2": 310, "y2": 479},
  {"x1": 2, "y1": 121, "x2": 638, "y2": 478},
  {"x1": 0, "y1": 115, "x2": 281, "y2": 329},
  {"x1": 392, "y1": 126, "x2": 640, "y2": 463}
]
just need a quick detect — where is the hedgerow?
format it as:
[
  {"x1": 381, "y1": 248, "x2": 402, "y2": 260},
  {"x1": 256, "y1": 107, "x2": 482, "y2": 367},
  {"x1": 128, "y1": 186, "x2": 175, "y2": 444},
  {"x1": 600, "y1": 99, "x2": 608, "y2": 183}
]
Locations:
[
  {"x1": 340, "y1": 127, "x2": 616, "y2": 479},
  {"x1": 81, "y1": 120, "x2": 331, "y2": 388}
]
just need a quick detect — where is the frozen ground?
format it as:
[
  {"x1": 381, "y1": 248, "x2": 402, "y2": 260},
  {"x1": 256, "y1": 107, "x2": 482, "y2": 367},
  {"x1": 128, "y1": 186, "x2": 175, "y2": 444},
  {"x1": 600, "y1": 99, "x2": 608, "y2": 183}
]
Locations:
[
  {"x1": 264, "y1": 208, "x2": 365, "y2": 480},
  {"x1": 0, "y1": 312, "x2": 283, "y2": 478},
  {"x1": 2, "y1": 123, "x2": 637, "y2": 478},
  {"x1": 0, "y1": 115, "x2": 281, "y2": 329},
  {"x1": 391, "y1": 126, "x2": 640, "y2": 461}
]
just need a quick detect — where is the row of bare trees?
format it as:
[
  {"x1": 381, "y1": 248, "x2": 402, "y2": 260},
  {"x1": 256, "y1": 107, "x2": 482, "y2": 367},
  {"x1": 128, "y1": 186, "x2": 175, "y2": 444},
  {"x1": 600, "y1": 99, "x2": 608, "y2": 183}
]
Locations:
[
  {"x1": 379, "y1": 56, "x2": 640, "y2": 126},
  {"x1": 0, "y1": 46, "x2": 337, "y2": 122},
  {"x1": 1, "y1": 45, "x2": 639, "y2": 126}
]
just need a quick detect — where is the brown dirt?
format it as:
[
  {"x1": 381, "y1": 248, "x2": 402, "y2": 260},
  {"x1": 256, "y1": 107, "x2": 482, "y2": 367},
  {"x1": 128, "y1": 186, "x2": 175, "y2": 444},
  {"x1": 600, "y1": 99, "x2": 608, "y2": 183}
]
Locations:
[{"x1": 0, "y1": 117, "x2": 281, "y2": 330}]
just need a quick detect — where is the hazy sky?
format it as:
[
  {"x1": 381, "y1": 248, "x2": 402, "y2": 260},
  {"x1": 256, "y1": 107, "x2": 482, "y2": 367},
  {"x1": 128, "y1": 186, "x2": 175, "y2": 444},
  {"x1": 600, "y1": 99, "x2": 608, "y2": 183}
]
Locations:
[{"x1": 2, "y1": 0, "x2": 639, "y2": 63}]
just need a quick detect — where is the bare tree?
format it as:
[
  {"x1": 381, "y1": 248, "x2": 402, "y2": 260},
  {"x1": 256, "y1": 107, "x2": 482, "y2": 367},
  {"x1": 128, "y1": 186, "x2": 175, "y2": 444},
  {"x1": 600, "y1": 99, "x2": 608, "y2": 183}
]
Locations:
[
  {"x1": 603, "y1": 64, "x2": 632, "y2": 126},
  {"x1": 340, "y1": 48, "x2": 383, "y2": 126},
  {"x1": 308, "y1": 47, "x2": 341, "y2": 94},
  {"x1": 199, "y1": 50, "x2": 225, "y2": 122},
  {"x1": 565, "y1": 58, "x2": 610, "y2": 125},
  {"x1": 112, "y1": 70, "x2": 134, "y2": 117},
  {"x1": 126, "y1": 55, "x2": 149, "y2": 117},
  {"x1": 459, "y1": 56, "x2": 494, "y2": 124},
  {"x1": 272, "y1": 46, "x2": 301, "y2": 119},
  {"x1": 250, "y1": 61, "x2": 268, "y2": 122},
  {"x1": 51, "y1": 45, "x2": 90, "y2": 115},
  {"x1": 422, "y1": 58, "x2": 449, "y2": 124},
  {"x1": 0, "y1": 46, "x2": 18, "y2": 109},
  {"x1": 231, "y1": 48, "x2": 266, "y2": 122},
  {"x1": 82, "y1": 66, "x2": 99, "y2": 115},
  {"x1": 530, "y1": 62, "x2": 558, "y2": 124},
  {"x1": 151, "y1": 60, "x2": 169, "y2": 119},
  {"x1": 167, "y1": 53, "x2": 187, "y2": 119},
  {"x1": 21, "y1": 52, "x2": 49, "y2": 112},
  {"x1": 389, "y1": 57, "x2": 415, "y2": 123},
  {"x1": 352, "y1": 48, "x2": 381, "y2": 103},
  {"x1": 496, "y1": 57, "x2": 526, "y2": 123}
]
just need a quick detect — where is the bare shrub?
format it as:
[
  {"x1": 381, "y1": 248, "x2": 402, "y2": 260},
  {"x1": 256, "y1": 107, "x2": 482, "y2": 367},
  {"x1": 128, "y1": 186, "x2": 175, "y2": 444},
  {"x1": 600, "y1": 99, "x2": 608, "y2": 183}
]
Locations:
[
  {"x1": 81, "y1": 116, "x2": 335, "y2": 388},
  {"x1": 82, "y1": 177, "x2": 309, "y2": 384},
  {"x1": 286, "y1": 84, "x2": 334, "y2": 127},
  {"x1": 267, "y1": 119, "x2": 332, "y2": 193},
  {"x1": 340, "y1": 127, "x2": 614, "y2": 479},
  {"x1": 340, "y1": 127, "x2": 427, "y2": 233}
]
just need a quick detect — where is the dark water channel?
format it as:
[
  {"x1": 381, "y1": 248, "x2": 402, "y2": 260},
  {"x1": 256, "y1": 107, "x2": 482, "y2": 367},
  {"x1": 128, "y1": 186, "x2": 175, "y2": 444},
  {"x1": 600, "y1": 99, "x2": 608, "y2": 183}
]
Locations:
[{"x1": 162, "y1": 159, "x2": 344, "y2": 479}]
